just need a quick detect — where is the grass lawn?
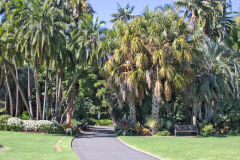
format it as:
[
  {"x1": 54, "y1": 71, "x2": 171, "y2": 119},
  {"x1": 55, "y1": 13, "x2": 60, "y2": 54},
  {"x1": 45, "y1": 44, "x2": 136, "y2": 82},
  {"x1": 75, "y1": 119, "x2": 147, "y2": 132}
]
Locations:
[
  {"x1": 120, "y1": 136, "x2": 240, "y2": 160},
  {"x1": 0, "y1": 131, "x2": 79, "y2": 160}
]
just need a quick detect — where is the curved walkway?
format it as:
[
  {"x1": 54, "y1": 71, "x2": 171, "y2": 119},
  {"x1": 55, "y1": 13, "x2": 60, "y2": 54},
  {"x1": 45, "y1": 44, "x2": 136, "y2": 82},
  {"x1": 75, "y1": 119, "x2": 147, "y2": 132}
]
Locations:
[{"x1": 72, "y1": 126, "x2": 161, "y2": 160}]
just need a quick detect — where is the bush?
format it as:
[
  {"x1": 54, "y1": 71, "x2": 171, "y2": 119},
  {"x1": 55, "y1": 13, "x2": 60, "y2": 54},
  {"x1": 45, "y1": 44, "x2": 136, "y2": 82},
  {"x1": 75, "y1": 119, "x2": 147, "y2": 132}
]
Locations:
[
  {"x1": 166, "y1": 121, "x2": 172, "y2": 130},
  {"x1": 20, "y1": 111, "x2": 31, "y2": 120},
  {"x1": 95, "y1": 119, "x2": 112, "y2": 126},
  {"x1": 157, "y1": 130, "x2": 171, "y2": 136},
  {"x1": 6, "y1": 118, "x2": 63, "y2": 134},
  {"x1": 227, "y1": 129, "x2": 239, "y2": 136},
  {"x1": 115, "y1": 119, "x2": 133, "y2": 136},
  {"x1": 141, "y1": 127, "x2": 152, "y2": 136},
  {"x1": 0, "y1": 108, "x2": 7, "y2": 115},
  {"x1": 22, "y1": 120, "x2": 54, "y2": 131},
  {"x1": 158, "y1": 118, "x2": 166, "y2": 130},
  {"x1": 7, "y1": 117, "x2": 24, "y2": 131},
  {"x1": 201, "y1": 124, "x2": 215, "y2": 136},
  {"x1": 145, "y1": 118, "x2": 158, "y2": 134},
  {"x1": 87, "y1": 118, "x2": 97, "y2": 125}
]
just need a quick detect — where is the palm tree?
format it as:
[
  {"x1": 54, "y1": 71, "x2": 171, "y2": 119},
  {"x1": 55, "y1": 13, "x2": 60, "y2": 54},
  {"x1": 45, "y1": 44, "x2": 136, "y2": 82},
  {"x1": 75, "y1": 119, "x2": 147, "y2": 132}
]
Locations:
[
  {"x1": 225, "y1": 15, "x2": 240, "y2": 53},
  {"x1": 192, "y1": 37, "x2": 239, "y2": 122},
  {"x1": 12, "y1": 0, "x2": 67, "y2": 120},
  {"x1": 111, "y1": 3, "x2": 135, "y2": 23},
  {"x1": 70, "y1": 14, "x2": 105, "y2": 68}
]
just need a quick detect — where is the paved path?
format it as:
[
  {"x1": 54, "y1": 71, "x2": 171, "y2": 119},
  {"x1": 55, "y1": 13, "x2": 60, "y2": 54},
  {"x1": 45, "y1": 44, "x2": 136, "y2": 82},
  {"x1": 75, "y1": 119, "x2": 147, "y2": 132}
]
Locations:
[{"x1": 72, "y1": 126, "x2": 160, "y2": 160}]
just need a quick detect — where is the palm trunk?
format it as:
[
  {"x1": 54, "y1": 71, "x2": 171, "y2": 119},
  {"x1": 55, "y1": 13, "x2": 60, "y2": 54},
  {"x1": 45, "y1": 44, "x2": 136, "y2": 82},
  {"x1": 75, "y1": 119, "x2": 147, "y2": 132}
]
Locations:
[
  {"x1": 55, "y1": 68, "x2": 59, "y2": 114},
  {"x1": 165, "y1": 102, "x2": 174, "y2": 127},
  {"x1": 55, "y1": 71, "x2": 82, "y2": 119},
  {"x1": 54, "y1": 70, "x2": 62, "y2": 120},
  {"x1": 66, "y1": 96, "x2": 73, "y2": 125},
  {"x1": 8, "y1": 64, "x2": 33, "y2": 119},
  {"x1": 43, "y1": 67, "x2": 48, "y2": 120},
  {"x1": 14, "y1": 61, "x2": 19, "y2": 117},
  {"x1": 3, "y1": 58, "x2": 13, "y2": 117},
  {"x1": 5, "y1": 78, "x2": 13, "y2": 116},
  {"x1": 4, "y1": 87, "x2": 8, "y2": 111},
  {"x1": 151, "y1": 95, "x2": 160, "y2": 120},
  {"x1": 129, "y1": 101, "x2": 136, "y2": 126},
  {"x1": 27, "y1": 61, "x2": 33, "y2": 118},
  {"x1": 34, "y1": 66, "x2": 42, "y2": 120}
]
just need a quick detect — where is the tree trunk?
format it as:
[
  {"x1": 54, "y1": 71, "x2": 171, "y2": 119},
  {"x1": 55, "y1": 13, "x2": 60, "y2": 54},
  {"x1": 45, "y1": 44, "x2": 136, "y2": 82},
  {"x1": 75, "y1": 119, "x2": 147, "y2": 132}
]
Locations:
[
  {"x1": 54, "y1": 71, "x2": 82, "y2": 120},
  {"x1": 14, "y1": 61, "x2": 19, "y2": 117},
  {"x1": 129, "y1": 101, "x2": 136, "y2": 126},
  {"x1": 3, "y1": 60, "x2": 13, "y2": 116},
  {"x1": 4, "y1": 87, "x2": 8, "y2": 111},
  {"x1": 34, "y1": 66, "x2": 42, "y2": 120},
  {"x1": 4, "y1": 82, "x2": 10, "y2": 114},
  {"x1": 8, "y1": 64, "x2": 33, "y2": 119},
  {"x1": 27, "y1": 61, "x2": 33, "y2": 118},
  {"x1": 66, "y1": 97, "x2": 73, "y2": 125},
  {"x1": 43, "y1": 67, "x2": 48, "y2": 120},
  {"x1": 55, "y1": 68, "x2": 59, "y2": 114},
  {"x1": 165, "y1": 102, "x2": 174, "y2": 127},
  {"x1": 151, "y1": 95, "x2": 160, "y2": 120}
]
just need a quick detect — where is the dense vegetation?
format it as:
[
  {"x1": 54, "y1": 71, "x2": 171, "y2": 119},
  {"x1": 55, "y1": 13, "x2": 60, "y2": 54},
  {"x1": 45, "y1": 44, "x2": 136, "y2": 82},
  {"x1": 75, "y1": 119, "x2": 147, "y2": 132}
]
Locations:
[{"x1": 0, "y1": 0, "x2": 239, "y2": 136}]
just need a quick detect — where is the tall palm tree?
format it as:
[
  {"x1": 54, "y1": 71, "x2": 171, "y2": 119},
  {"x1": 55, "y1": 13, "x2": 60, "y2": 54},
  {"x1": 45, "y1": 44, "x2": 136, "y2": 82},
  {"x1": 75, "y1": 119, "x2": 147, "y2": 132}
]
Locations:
[
  {"x1": 111, "y1": 3, "x2": 135, "y2": 23},
  {"x1": 12, "y1": 0, "x2": 66, "y2": 119},
  {"x1": 70, "y1": 14, "x2": 105, "y2": 68}
]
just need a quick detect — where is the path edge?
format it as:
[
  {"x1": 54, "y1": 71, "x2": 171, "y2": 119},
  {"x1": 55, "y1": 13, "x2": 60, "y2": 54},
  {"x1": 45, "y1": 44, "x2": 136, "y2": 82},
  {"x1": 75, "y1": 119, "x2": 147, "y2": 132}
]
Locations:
[
  {"x1": 116, "y1": 136, "x2": 165, "y2": 160},
  {"x1": 71, "y1": 137, "x2": 82, "y2": 160}
]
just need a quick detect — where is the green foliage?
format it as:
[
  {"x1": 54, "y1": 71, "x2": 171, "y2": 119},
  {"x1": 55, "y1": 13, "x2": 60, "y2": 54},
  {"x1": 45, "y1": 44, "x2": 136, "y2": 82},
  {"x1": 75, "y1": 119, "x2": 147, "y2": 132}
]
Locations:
[
  {"x1": 145, "y1": 117, "x2": 158, "y2": 133},
  {"x1": 95, "y1": 119, "x2": 113, "y2": 126},
  {"x1": 115, "y1": 119, "x2": 133, "y2": 136},
  {"x1": 0, "y1": 108, "x2": 6, "y2": 115},
  {"x1": 201, "y1": 124, "x2": 215, "y2": 136},
  {"x1": 20, "y1": 111, "x2": 31, "y2": 120},
  {"x1": 156, "y1": 130, "x2": 171, "y2": 136},
  {"x1": 0, "y1": 114, "x2": 11, "y2": 130},
  {"x1": 227, "y1": 130, "x2": 239, "y2": 136}
]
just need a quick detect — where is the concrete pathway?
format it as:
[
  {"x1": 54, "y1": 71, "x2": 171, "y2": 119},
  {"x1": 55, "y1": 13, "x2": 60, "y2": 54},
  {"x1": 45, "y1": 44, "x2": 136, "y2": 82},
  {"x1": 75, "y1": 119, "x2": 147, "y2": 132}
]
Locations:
[{"x1": 72, "y1": 126, "x2": 161, "y2": 160}]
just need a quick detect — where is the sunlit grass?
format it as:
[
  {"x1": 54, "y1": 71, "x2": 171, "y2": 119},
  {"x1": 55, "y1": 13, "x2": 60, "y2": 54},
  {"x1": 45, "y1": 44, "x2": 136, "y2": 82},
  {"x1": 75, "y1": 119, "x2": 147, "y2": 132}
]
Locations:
[
  {"x1": 0, "y1": 131, "x2": 78, "y2": 160},
  {"x1": 120, "y1": 135, "x2": 240, "y2": 160}
]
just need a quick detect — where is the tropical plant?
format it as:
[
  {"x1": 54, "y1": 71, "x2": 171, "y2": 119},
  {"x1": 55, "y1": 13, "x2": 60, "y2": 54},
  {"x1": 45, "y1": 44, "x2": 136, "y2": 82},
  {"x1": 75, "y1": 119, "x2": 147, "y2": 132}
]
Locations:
[{"x1": 111, "y1": 3, "x2": 135, "y2": 23}]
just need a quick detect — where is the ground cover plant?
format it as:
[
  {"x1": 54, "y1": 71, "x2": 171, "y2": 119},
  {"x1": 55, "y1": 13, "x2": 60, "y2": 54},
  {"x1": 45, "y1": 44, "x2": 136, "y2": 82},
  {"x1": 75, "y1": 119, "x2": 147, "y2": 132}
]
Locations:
[
  {"x1": 0, "y1": 131, "x2": 78, "y2": 160},
  {"x1": 120, "y1": 136, "x2": 240, "y2": 160}
]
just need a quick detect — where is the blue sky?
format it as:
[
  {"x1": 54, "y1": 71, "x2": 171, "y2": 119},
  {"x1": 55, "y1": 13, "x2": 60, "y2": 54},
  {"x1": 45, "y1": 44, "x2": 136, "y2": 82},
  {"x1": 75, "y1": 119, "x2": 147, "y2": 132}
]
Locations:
[{"x1": 90, "y1": 0, "x2": 240, "y2": 28}]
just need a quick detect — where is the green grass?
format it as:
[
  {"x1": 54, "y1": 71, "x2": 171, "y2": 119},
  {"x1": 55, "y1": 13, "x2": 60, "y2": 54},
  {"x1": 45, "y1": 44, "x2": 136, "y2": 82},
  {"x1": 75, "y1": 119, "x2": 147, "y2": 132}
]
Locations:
[
  {"x1": 0, "y1": 131, "x2": 79, "y2": 160},
  {"x1": 120, "y1": 136, "x2": 240, "y2": 160}
]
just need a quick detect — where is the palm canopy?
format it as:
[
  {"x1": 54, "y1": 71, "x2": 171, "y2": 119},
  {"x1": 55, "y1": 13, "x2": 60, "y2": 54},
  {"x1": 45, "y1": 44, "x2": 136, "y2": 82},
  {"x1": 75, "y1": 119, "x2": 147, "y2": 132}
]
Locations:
[
  {"x1": 111, "y1": 3, "x2": 135, "y2": 23},
  {"x1": 70, "y1": 14, "x2": 105, "y2": 67}
]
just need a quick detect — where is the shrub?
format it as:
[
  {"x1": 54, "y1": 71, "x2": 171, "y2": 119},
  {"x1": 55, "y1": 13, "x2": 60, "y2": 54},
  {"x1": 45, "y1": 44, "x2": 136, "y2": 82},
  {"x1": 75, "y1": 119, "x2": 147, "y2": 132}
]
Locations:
[
  {"x1": 55, "y1": 125, "x2": 65, "y2": 134},
  {"x1": 227, "y1": 129, "x2": 239, "y2": 136},
  {"x1": 23, "y1": 120, "x2": 54, "y2": 131},
  {"x1": 6, "y1": 118, "x2": 63, "y2": 134},
  {"x1": 7, "y1": 117, "x2": 24, "y2": 131},
  {"x1": 115, "y1": 119, "x2": 133, "y2": 136},
  {"x1": 201, "y1": 124, "x2": 215, "y2": 136},
  {"x1": 0, "y1": 114, "x2": 11, "y2": 124},
  {"x1": 145, "y1": 118, "x2": 158, "y2": 134},
  {"x1": 158, "y1": 118, "x2": 166, "y2": 130},
  {"x1": 166, "y1": 121, "x2": 172, "y2": 130},
  {"x1": 95, "y1": 119, "x2": 112, "y2": 126},
  {"x1": 157, "y1": 130, "x2": 171, "y2": 136},
  {"x1": 0, "y1": 108, "x2": 7, "y2": 115},
  {"x1": 87, "y1": 118, "x2": 97, "y2": 125},
  {"x1": 141, "y1": 127, "x2": 152, "y2": 136},
  {"x1": 20, "y1": 111, "x2": 31, "y2": 120}
]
